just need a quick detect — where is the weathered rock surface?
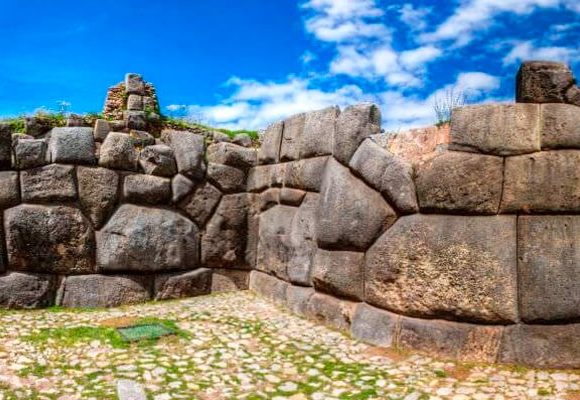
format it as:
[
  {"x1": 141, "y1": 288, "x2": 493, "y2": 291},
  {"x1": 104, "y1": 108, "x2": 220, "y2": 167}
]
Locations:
[
  {"x1": 350, "y1": 303, "x2": 398, "y2": 347},
  {"x1": 5, "y1": 205, "x2": 95, "y2": 274},
  {"x1": 516, "y1": 61, "x2": 575, "y2": 103},
  {"x1": 312, "y1": 249, "x2": 364, "y2": 301},
  {"x1": 24, "y1": 116, "x2": 52, "y2": 137},
  {"x1": 416, "y1": 151, "x2": 503, "y2": 214},
  {"x1": 316, "y1": 158, "x2": 396, "y2": 251},
  {"x1": 20, "y1": 164, "x2": 76, "y2": 203},
  {"x1": 540, "y1": 103, "x2": 580, "y2": 149},
  {"x1": 202, "y1": 194, "x2": 251, "y2": 269},
  {"x1": 207, "y1": 142, "x2": 257, "y2": 170},
  {"x1": 77, "y1": 167, "x2": 119, "y2": 228},
  {"x1": 207, "y1": 163, "x2": 246, "y2": 193},
  {"x1": 125, "y1": 111, "x2": 147, "y2": 130},
  {"x1": 61, "y1": 274, "x2": 151, "y2": 308},
  {"x1": 365, "y1": 214, "x2": 518, "y2": 323},
  {"x1": 154, "y1": 269, "x2": 212, "y2": 300},
  {"x1": 14, "y1": 138, "x2": 48, "y2": 169},
  {"x1": 284, "y1": 157, "x2": 329, "y2": 192},
  {"x1": 171, "y1": 174, "x2": 194, "y2": 203},
  {"x1": 501, "y1": 150, "x2": 580, "y2": 213},
  {"x1": 0, "y1": 123, "x2": 12, "y2": 170},
  {"x1": 0, "y1": 171, "x2": 20, "y2": 209},
  {"x1": 0, "y1": 272, "x2": 56, "y2": 308},
  {"x1": 99, "y1": 132, "x2": 139, "y2": 171},
  {"x1": 127, "y1": 94, "x2": 143, "y2": 111},
  {"x1": 286, "y1": 285, "x2": 315, "y2": 316},
  {"x1": 334, "y1": 103, "x2": 381, "y2": 165},
  {"x1": 300, "y1": 106, "x2": 338, "y2": 158},
  {"x1": 286, "y1": 193, "x2": 319, "y2": 286},
  {"x1": 129, "y1": 130, "x2": 155, "y2": 147},
  {"x1": 210, "y1": 269, "x2": 249, "y2": 292},
  {"x1": 48, "y1": 127, "x2": 96, "y2": 165},
  {"x1": 279, "y1": 188, "x2": 305, "y2": 206},
  {"x1": 97, "y1": 205, "x2": 199, "y2": 272},
  {"x1": 125, "y1": 73, "x2": 146, "y2": 95},
  {"x1": 518, "y1": 215, "x2": 580, "y2": 322},
  {"x1": 179, "y1": 182, "x2": 221, "y2": 226},
  {"x1": 450, "y1": 104, "x2": 540, "y2": 155},
  {"x1": 93, "y1": 119, "x2": 110, "y2": 142},
  {"x1": 164, "y1": 130, "x2": 205, "y2": 179},
  {"x1": 398, "y1": 316, "x2": 503, "y2": 362},
  {"x1": 258, "y1": 121, "x2": 283, "y2": 164},
  {"x1": 349, "y1": 139, "x2": 418, "y2": 213},
  {"x1": 249, "y1": 271, "x2": 288, "y2": 305},
  {"x1": 259, "y1": 188, "x2": 280, "y2": 211},
  {"x1": 499, "y1": 323, "x2": 580, "y2": 369},
  {"x1": 305, "y1": 292, "x2": 357, "y2": 331},
  {"x1": 232, "y1": 133, "x2": 252, "y2": 147},
  {"x1": 280, "y1": 113, "x2": 304, "y2": 161},
  {"x1": 139, "y1": 144, "x2": 177, "y2": 176},
  {"x1": 247, "y1": 164, "x2": 284, "y2": 192},
  {"x1": 123, "y1": 174, "x2": 171, "y2": 205},
  {"x1": 256, "y1": 205, "x2": 296, "y2": 279}
]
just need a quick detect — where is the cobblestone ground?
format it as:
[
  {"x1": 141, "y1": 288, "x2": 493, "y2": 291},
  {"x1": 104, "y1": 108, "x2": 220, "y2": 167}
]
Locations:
[{"x1": 0, "y1": 291, "x2": 577, "y2": 400}]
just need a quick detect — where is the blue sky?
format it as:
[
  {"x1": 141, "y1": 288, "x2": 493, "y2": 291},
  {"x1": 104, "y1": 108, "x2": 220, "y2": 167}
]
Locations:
[{"x1": 0, "y1": 0, "x2": 579, "y2": 130}]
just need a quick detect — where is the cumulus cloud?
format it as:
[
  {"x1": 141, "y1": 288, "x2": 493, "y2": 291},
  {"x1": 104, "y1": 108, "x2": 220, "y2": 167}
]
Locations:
[
  {"x1": 399, "y1": 3, "x2": 431, "y2": 31},
  {"x1": 503, "y1": 41, "x2": 580, "y2": 65}
]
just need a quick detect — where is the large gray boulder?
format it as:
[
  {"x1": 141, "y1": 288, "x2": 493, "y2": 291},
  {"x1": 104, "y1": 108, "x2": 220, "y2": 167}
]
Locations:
[
  {"x1": 286, "y1": 193, "x2": 319, "y2": 285},
  {"x1": 350, "y1": 303, "x2": 399, "y2": 347},
  {"x1": 127, "y1": 94, "x2": 143, "y2": 111},
  {"x1": 501, "y1": 150, "x2": 580, "y2": 213},
  {"x1": 365, "y1": 214, "x2": 518, "y2": 323},
  {"x1": 123, "y1": 174, "x2": 171, "y2": 205},
  {"x1": 211, "y1": 269, "x2": 250, "y2": 292},
  {"x1": 312, "y1": 249, "x2": 364, "y2": 301},
  {"x1": 0, "y1": 272, "x2": 57, "y2": 309},
  {"x1": 541, "y1": 103, "x2": 580, "y2": 149},
  {"x1": 125, "y1": 111, "x2": 147, "y2": 130},
  {"x1": 280, "y1": 113, "x2": 304, "y2": 161},
  {"x1": 60, "y1": 274, "x2": 151, "y2": 308},
  {"x1": 249, "y1": 270, "x2": 288, "y2": 305},
  {"x1": 14, "y1": 138, "x2": 48, "y2": 169},
  {"x1": 300, "y1": 106, "x2": 338, "y2": 158},
  {"x1": 201, "y1": 194, "x2": 252, "y2": 269},
  {"x1": 99, "y1": 132, "x2": 140, "y2": 171},
  {"x1": 498, "y1": 323, "x2": 580, "y2": 369},
  {"x1": 154, "y1": 268, "x2": 212, "y2": 300},
  {"x1": 305, "y1": 292, "x2": 357, "y2": 332},
  {"x1": 139, "y1": 144, "x2": 177, "y2": 176},
  {"x1": 284, "y1": 157, "x2": 329, "y2": 192},
  {"x1": 97, "y1": 204, "x2": 199, "y2": 272},
  {"x1": 256, "y1": 205, "x2": 296, "y2": 279},
  {"x1": 207, "y1": 142, "x2": 257, "y2": 170},
  {"x1": 21, "y1": 164, "x2": 77, "y2": 203},
  {"x1": 48, "y1": 127, "x2": 96, "y2": 165},
  {"x1": 178, "y1": 182, "x2": 222, "y2": 226},
  {"x1": 0, "y1": 171, "x2": 20, "y2": 209},
  {"x1": 77, "y1": 167, "x2": 119, "y2": 229},
  {"x1": 450, "y1": 104, "x2": 540, "y2": 155},
  {"x1": 258, "y1": 121, "x2": 282, "y2": 164},
  {"x1": 125, "y1": 73, "x2": 146, "y2": 95},
  {"x1": 286, "y1": 285, "x2": 315, "y2": 316},
  {"x1": 349, "y1": 139, "x2": 418, "y2": 214},
  {"x1": 518, "y1": 215, "x2": 580, "y2": 322},
  {"x1": 93, "y1": 119, "x2": 110, "y2": 142},
  {"x1": 416, "y1": 151, "x2": 503, "y2": 214},
  {"x1": 207, "y1": 163, "x2": 246, "y2": 193},
  {"x1": 4, "y1": 205, "x2": 95, "y2": 274},
  {"x1": 247, "y1": 164, "x2": 284, "y2": 192},
  {"x1": 516, "y1": 61, "x2": 575, "y2": 103},
  {"x1": 333, "y1": 103, "x2": 381, "y2": 165},
  {"x1": 164, "y1": 130, "x2": 206, "y2": 179},
  {"x1": 316, "y1": 158, "x2": 396, "y2": 251},
  {"x1": 171, "y1": 174, "x2": 195, "y2": 203},
  {"x1": 24, "y1": 116, "x2": 52, "y2": 137},
  {"x1": 398, "y1": 316, "x2": 503, "y2": 362}
]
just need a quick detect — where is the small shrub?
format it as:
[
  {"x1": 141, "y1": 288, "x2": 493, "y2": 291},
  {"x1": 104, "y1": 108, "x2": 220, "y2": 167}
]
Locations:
[{"x1": 432, "y1": 87, "x2": 467, "y2": 127}]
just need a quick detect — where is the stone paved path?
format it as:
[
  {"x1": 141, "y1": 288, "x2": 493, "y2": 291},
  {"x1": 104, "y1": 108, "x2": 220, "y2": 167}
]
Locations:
[{"x1": 0, "y1": 291, "x2": 577, "y2": 400}]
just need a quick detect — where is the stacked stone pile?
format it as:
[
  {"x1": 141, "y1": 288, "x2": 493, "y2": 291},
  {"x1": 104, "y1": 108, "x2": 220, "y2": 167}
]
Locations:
[
  {"x1": 248, "y1": 61, "x2": 579, "y2": 369},
  {"x1": 0, "y1": 75, "x2": 257, "y2": 309}
]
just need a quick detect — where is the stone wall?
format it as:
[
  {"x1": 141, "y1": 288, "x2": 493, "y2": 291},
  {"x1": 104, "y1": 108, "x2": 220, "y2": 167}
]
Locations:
[
  {"x1": 248, "y1": 61, "x2": 579, "y2": 369},
  {"x1": 0, "y1": 62, "x2": 577, "y2": 369}
]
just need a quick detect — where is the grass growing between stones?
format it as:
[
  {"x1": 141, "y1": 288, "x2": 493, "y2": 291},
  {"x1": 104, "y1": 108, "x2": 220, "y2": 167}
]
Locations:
[{"x1": 0, "y1": 292, "x2": 577, "y2": 399}]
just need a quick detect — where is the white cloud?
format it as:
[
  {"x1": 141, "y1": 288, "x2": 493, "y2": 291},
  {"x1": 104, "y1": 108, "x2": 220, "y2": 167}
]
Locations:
[
  {"x1": 503, "y1": 41, "x2": 579, "y2": 65},
  {"x1": 400, "y1": 46, "x2": 442, "y2": 69},
  {"x1": 421, "y1": 0, "x2": 567, "y2": 46},
  {"x1": 302, "y1": 0, "x2": 388, "y2": 43},
  {"x1": 399, "y1": 3, "x2": 431, "y2": 31}
]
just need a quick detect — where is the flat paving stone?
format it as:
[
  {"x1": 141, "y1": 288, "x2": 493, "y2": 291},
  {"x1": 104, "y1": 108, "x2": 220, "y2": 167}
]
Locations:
[{"x1": 0, "y1": 291, "x2": 576, "y2": 399}]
